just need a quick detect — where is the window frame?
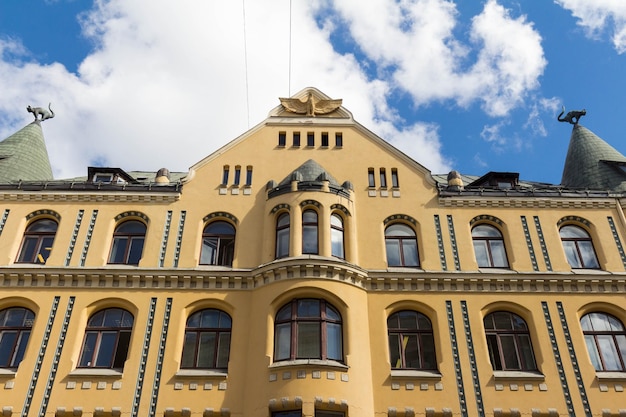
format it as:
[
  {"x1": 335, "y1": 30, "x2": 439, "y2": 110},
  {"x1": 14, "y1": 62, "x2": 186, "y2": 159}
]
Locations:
[
  {"x1": 278, "y1": 132, "x2": 287, "y2": 147},
  {"x1": 275, "y1": 212, "x2": 290, "y2": 259},
  {"x1": 293, "y1": 132, "x2": 301, "y2": 147},
  {"x1": 108, "y1": 220, "x2": 147, "y2": 265},
  {"x1": 16, "y1": 218, "x2": 58, "y2": 264},
  {"x1": 471, "y1": 224, "x2": 509, "y2": 268},
  {"x1": 384, "y1": 223, "x2": 420, "y2": 267},
  {"x1": 307, "y1": 132, "x2": 315, "y2": 147},
  {"x1": 181, "y1": 309, "x2": 232, "y2": 370},
  {"x1": 78, "y1": 308, "x2": 134, "y2": 369},
  {"x1": 0, "y1": 307, "x2": 35, "y2": 369},
  {"x1": 484, "y1": 311, "x2": 537, "y2": 372},
  {"x1": 581, "y1": 312, "x2": 626, "y2": 372},
  {"x1": 559, "y1": 224, "x2": 600, "y2": 269},
  {"x1": 302, "y1": 209, "x2": 319, "y2": 255},
  {"x1": 330, "y1": 213, "x2": 345, "y2": 259},
  {"x1": 335, "y1": 132, "x2": 343, "y2": 147},
  {"x1": 273, "y1": 299, "x2": 343, "y2": 363},
  {"x1": 368, "y1": 168, "x2": 375, "y2": 188},
  {"x1": 387, "y1": 310, "x2": 437, "y2": 370},
  {"x1": 200, "y1": 221, "x2": 236, "y2": 266}
]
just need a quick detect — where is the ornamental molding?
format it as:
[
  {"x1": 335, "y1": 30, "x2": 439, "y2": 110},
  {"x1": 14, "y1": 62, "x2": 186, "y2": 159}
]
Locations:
[
  {"x1": 439, "y1": 198, "x2": 617, "y2": 209},
  {"x1": 0, "y1": 192, "x2": 180, "y2": 204},
  {"x1": 26, "y1": 209, "x2": 61, "y2": 221},
  {"x1": 203, "y1": 212, "x2": 239, "y2": 225}
]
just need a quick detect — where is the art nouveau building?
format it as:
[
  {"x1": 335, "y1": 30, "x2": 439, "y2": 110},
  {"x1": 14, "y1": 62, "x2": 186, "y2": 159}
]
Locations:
[{"x1": 0, "y1": 88, "x2": 625, "y2": 417}]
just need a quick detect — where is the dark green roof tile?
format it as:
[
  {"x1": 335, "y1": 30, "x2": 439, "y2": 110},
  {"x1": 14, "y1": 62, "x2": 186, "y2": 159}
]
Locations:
[{"x1": 0, "y1": 121, "x2": 53, "y2": 182}]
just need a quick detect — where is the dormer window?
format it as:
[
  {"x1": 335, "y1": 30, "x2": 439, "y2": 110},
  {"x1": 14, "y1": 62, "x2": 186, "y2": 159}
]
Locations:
[
  {"x1": 93, "y1": 173, "x2": 114, "y2": 183},
  {"x1": 467, "y1": 172, "x2": 519, "y2": 190}
]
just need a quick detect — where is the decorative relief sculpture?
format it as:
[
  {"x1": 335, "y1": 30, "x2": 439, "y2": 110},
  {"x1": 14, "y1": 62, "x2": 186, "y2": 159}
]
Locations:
[
  {"x1": 27, "y1": 103, "x2": 55, "y2": 122},
  {"x1": 279, "y1": 92, "x2": 342, "y2": 116},
  {"x1": 557, "y1": 106, "x2": 586, "y2": 125}
]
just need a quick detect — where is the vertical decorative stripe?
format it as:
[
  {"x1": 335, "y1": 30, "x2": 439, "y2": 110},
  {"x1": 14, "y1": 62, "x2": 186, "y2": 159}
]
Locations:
[
  {"x1": 149, "y1": 298, "x2": 173, "y2": 417},
  {"x1": 22, "y1": 296, "x2": 60, "y2": 417},
  {"x1": 132, "y1": 298, "x2": 157, "y2": 417},
  {"x1": 173, "y1": 211, "x2": 186, "y2": 267},
  {"x1": 446, "y1": 301, "x2": 468, "y2": 417},
  {"x1": 533, "y1": 216, "x2": 552, "y2": 271},
  {"x1": 434, "y1": 215, "x2": 447, "y2": 270},
  {"x1": 38, "y1": 297, "x2": 75, "y2": 417},
  {"x1": 557, "y1": 302, "x2": 592, "y2": 417},
  {"x1": 80, "y1": 209, "x2": 98, "y2": 266},
  {"x1": 607, "y1": 216, "x2": 626, "y2": 269},
  {"x1": 0, "y1": 209, "x2": 9, "y2": 236},
  {"x1": 65, "y1": 210, "x2": 84, "y2": 266},
  {"x1": 521, "y1": 216, "x2": 539, "y2": 271},
  {"x1": 447, "y1": 215, "x2": 461, "y2": 270},
  {"x1": 542, "y1": 301, "x2": 575, "y2": 417},
  {"x1": 159, "y1": 211, "x2": 173, "y2": 267},
  {"x1": 460, "y1": 301, "x2": 485, "y2": 417}
]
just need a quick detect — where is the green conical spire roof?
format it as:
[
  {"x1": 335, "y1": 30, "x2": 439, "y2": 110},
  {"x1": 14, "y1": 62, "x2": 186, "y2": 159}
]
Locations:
[
  {"x1": 0, "y1": 121, "x2": 54, "y2": 183},
  {"x1": 561, "y1": 124, "x2": 626, "y2": 191}
]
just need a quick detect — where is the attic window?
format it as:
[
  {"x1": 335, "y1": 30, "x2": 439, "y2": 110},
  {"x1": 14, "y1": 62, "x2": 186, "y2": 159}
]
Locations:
[
  {"x1": 93, "y1": 173, "x2": 114, "y2": 183},
  {"x1": 467, "y1": 172, "x2": 519, "y2": 190}
]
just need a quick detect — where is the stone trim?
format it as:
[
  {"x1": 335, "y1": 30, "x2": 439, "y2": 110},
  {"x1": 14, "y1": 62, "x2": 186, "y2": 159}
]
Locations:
[
  {"x1": 470, "y1": 214, "x2": 503, "y2": 227},
  {"x1": 384, "y1": 214, "x2": 417, "y2": 226},
  {"x1": 26, "y1": 209, "x2": 61, "y2": 221},
  {"x1": 0, "y1": 192, "x2": 179, "y2": 204},
  {"x1": 440, "y1": 197, "x2": 617, "y2": 209},
  {"x1": 203, "y1": 212, "x2": 238, "y2": 225},
  {"x1": 270, "y1": 204, "x2": 290, "y2": 214},
  {"x1": 557, "y1": 215, "x2": 591, "y2": 227},
  {"x1": 330, "y1": 204, "x2": 350, "y2": 216},
  {"x1": 115, "y1": 211, "x2": 149, "y2": 223}
]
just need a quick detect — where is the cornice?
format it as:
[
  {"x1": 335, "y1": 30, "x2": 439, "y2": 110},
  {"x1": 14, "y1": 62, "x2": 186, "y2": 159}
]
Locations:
[
  {"x1": 438, "y1": 197, "x2": 617, "y2": 209},
  {"x1": 0, "y1": 191, "x2": 180, "y2": 203}
]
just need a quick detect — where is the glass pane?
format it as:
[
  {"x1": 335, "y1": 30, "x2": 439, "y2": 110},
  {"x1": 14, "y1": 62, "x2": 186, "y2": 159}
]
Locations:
[
  {"x1": 127, "y1": 237, "x2": 144, "y2": 265},
  {"x1": 201, "y1": 310, "x2": 220, "y2": 328},
  {"x1": 473, "y1": 241, "x2": 490, "y2": 267},
  {"x1": 326, "y1": 323, "x2": 342, "y2": 360},
  {"x1": 331, "y1": 228, "x2": 344, "y2": 258},
  {"x1": 187, "y1": 312, "x2": 201, "y2": 328},
  {"x1": 489, "y1": 241, "x2": 508, "y2": 267},
  {"x1": 386, "y1": 224, "x2": 415, "y2": 237},
  {"x1": 598, "y1": 335, "x2": 622, "y2": 371},
  {"x1": 36, "y1": 236, "x2": 55, "y2": 264},
  {"x1": 277, "y1": 213, "x2": 290, "y2": 228},
  {"x1": 274, "y1": 323, "x2": 291, "y2": 360},
  {"x1": 585, "y1": 334, "x2": 602, "y2": 370},
  {"x1": 276, "y1": 229, "x2": 290, "y2": 258},
  {"x1": 216, "y1": 332, "x2": 231, "y2": 368},
  {"x1": 500, "y1": 335, "x2": 521, "y2": 370},
  {"x1": 325, "y1": 305, "x2": 340, "y2": 321},
  {"x1": 181, "y1": 332, "x2": 197, "y2": 367},
  {"x1": 486, "y1": 334, "x2": 502, "y2": 370},
  {"x1": 608, "y1": 315, "x2": 624, "y2": 331},
  {"x1": 518, "y1": 334, "x2": 536, "y2": 370},
  {"x1": 404, "y1": 335, "x2": 419, "y2": 368},
  {"x1": 116, "y1": 221, "x2": 146, "y2": 234},
  {"x1": 79, "y1": 332, "x2": 98, "y2": 366},
  {"x1": 219, "y1": 312, "x2": 232, "y2": 328},
  {"x1": 302, "y1": 225, "x2": 318, "y2": 254},
  {"x1": 589, "y1": 313, "x2": 611, "y2": 331},
  {"x1": 276, "y1": 305, "x2": 292, "y2": 322},
  {"x1": 398, "y1": 311, "x2": 418, "y2": 330},
  {"x1": 562, "y1": 241, "x2": 582, "y2": 268},
  {"x1": 417, "y1": 314, "x2": 432, "y2": 330},
  {"x1": 4, "y1": 308, "x2": 26, "y2": 327},
  {"x1": 17, "y1": 237, "x2": 38, "y2": 262},
  {"x1": 27, "y1": 219, "x2": 58, "y2": 232},
  {"x1": 297, "y1": 322, "x2": 320, "y2": 358},
  {"x1": 578, "y1": 241, "x2": 599, "y2": 268},
  {"x1": 13, "y1": 330, "x2": 30, "y2": 367},
  {"x1": 421, "y1": 333, "x2": 437, "y2": 369},
  {"x1": 389, "y1": 334, "x2": 401, "y2": 368},
  {"x1": 0, "y1": 331, "x2": 17, "y2": 367},
  {"x1": 472, "y1": 225, "x2": 502, "y2": 237},
  {"x1": 560, "y1": 225, "x2": 588, "y2": 238},
  {"x1": 200, "y1": 237, "x2": 218, "y2": 264},
  {"x1": 95, "y1": 332, "x2": 117, "y2": 367},
  {"x1": 493, "y1": 312, "x2": 513, "y2": 330},
  {"x1": 109, "y1": 237, "x2": 128, "y2": 263},
  {"x1": 401, "y1": 240, "x2": 419, "y2": 266},
  {"x1": 616, "y1": 335, "x2": 626, "y2": 367},
  {"x1": 386, "y1": 240, "x2": 401, "y2": 266},
  {"x1": 580, "y1": 314, "x2": 592, "y2": 331},
  {"x1": 113, "y1": 330, "x2": 131, "y2": 368},
  {"x1": 303, "y1": 211, "x2": 317, "y2": 223},
  {"x1": 205, "y1": 221, "x2": 235, "y2": 235},
  {"x1": 330, "y1": 214, "x2": 343, "y2": 228},
  {"x1": 197, "y1": 332, "x2": 216, "y2": 368},
  {"x1": 298, "y1": 300, "x2": 320, "y2": 317}
]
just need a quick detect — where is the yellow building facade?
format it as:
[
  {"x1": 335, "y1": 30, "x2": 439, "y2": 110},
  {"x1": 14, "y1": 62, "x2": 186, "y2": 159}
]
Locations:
[{"x1": 1, "y1": 88, "x2": 625, "y2": 417}]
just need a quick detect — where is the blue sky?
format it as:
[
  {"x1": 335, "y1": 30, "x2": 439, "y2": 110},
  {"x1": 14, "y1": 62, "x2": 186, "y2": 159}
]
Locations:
[{"x1": 0, "y1": 0, "x2": 625, "y2": 184}]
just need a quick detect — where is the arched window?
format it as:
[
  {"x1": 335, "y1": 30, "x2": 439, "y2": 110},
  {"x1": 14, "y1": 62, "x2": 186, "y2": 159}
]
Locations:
[
  {"x1": 109, "y1": 220, "x2": 146, "y2": 265},
  {"x1": 276, "y1": 213, "x2": 290, "y2": 258},
  {"x1": 0, "y1": 307, "x2": 34, "y2": 368},
  {"x1": 274, "y1": 299, "x2": 342, "y2": 362},
  {"x1": 472, "y1": 224, "x2": 509, "y2": 268},
  {"x1": 560, "y1": 225, "x2": 600, "y2": 269},
  {"x1": 16, "y1": 219, "x2": 58, "y2": 264},
  {"x1": 387, "y1": 311, "x2": 436, "y2": 370},
  {"x1": 385, "y1": 223, "x2": 419, "y2": 267},
  {"x1": 181, "y1": 309, "x2": 231, "y2": 370},
  {"x1": 200, "y1": 221, "x2": 235, "y2": 266},
  {"x1": 581, "y1": 312, "x2": 626, "y2": 371},
  {"x1": 302, "y1": 210, "x2": 319, "y2": 255},
  {"x1": 484, "y1": 311, "x2": 537, "y2": 371},
  {"x1": 330, "y1": 214, "x2": 345, "y2": 259},
  {"x1": 79, "y1": 308, "x2": 134, "y2": 369}
]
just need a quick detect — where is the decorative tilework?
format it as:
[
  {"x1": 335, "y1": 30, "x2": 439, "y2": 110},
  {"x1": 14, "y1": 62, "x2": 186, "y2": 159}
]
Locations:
[
  {"x1": 447, "y1": 215, "x2": 460, "y2": 270},
  {"x1": 270, "y1": 204, "x2": 290, "y2": 214},
  {"x1": 434, "y1": 215, "x2": 447, "y2": 271},
  {"x1": 533, "y1": 216, "x2": 552, "y2": 271},
  {"x1": 330, "y1": 204, "x2": 351, "y2": 216},
  {"x1": 132, "y1": 298, "x2": 157, "y2": 417},
  {"x1": 115, "y1": 210, "x2": 149, "y2": 222},
  {"x1": 159, "y1": 211, "x2": 173, "y2": 268},
  {"x1": 521, "y1": 216, "x2": 539, "y2": 271},
  {"x1": 607, "y1": 216, "x2": 626, "y2": 269},
  {"x1": 469, "y1": 214, "x2": 503, "y2": 226},
  {"x1": 148, "y1": 298, "x2": 172, "y2": 417},
  {"x1": 461, "y1": 301, "x2": 484, "y2": 417},
  {"x1": 557, "y1": 216, "x2": 591, "y2": 227},
  {"x1": 80, "y1": 210, "x2": 98, "y2": 266},
  {"x1": 557, "y1": 302, "x2": 592, "y2": 417},
  {"x1": 65, "y1": 210, "x2": 84, "y2": 266},
  {"x1": 446, "y1": 301, "x2": 468, "y2": 417},
  {"x1": 542, "y1": 302, "x2": 576, "y2": 417},
  {"x1": 203, "y1": 211, "x2": 239, "y2": 225},
  {"x1": 383, "y1": 214, "x2": 417, "y2": 226},
  {"x1": 173, "y1": 211, "x2": 186, "y2": 267},
  {"x1": 25, "y1": 209, "x2": 61, "y2": 221}
]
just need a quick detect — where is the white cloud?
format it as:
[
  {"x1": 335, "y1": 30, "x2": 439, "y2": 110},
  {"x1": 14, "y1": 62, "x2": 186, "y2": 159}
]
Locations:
[
  {"x1": 0, "y1": 0, "x2": 546, "y2": 179},
  {"x1": 556, "y1": 0, "x2": 626, "y2": 53}
]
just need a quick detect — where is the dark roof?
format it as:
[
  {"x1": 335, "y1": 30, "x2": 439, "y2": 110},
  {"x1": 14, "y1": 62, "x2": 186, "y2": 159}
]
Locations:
[
  {"x1": 277, "y1": 159, "x2": 341, "y2": 187},
  {"x1": 0, "y1": 121, "x2": 53, "y2": 182},
  {"x1": 561, "y1": 124, "x2": 626, "y2": 191}
]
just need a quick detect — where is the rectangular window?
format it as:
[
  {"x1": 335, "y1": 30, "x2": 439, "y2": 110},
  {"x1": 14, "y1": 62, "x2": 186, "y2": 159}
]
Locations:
[
  {"x1": 335, "y1": 132, "x2": 343, "y2": 147},
  {"x1": 234, "y1": 166, "x2": 241, "y2": 186},
  {"x1": 321, "y1": 132, "x2": 329, "y2": 147},
  {"x1": 368, "y1": 168, "x2": 375, "y2": 188},
  {"x1": 391, "y1": 168, "x2": 399, "y2": 188},
  {"x1": 278, "y1": 132, "x2": 286, "y2": 147},
  {"x1": 222, "y1": 166, "x2": 229, "y2": 185},
  {"x1": 293, "y1": 132, "x2": 300, "y2": 147},
  {"x1": 380, "y1": 168, "x2": 387, "y2": 188},
  {"x1": 307, "y1": 132, "x2": 314, "y2": 147},
  {"x1": 246, "y1": 166, "x2": 253, "y2": 186}
]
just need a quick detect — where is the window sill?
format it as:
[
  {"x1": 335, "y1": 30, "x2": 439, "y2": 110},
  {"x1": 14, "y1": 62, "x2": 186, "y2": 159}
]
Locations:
[
  {"x1": 175, "y1": 369, "x2": 227, "y2": 378},
  {"x1": 596, "y1": 371, "x2": 626, "y2": 381},
  {"x1": 391, "y1": 369, "x2": 441, "y2": 379},
  {"x1": 270, "y1": 359, "x2": 348, "y2": 370},
  {"x1": 69, "y1": 368, "x2": 123, "y2": 377},
  {"x1": 0, "y1": 368, "x2": 16, "y2": 376},
  {"x1": 493, "y1": 370, "x2": 544, "y2": 380}
]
